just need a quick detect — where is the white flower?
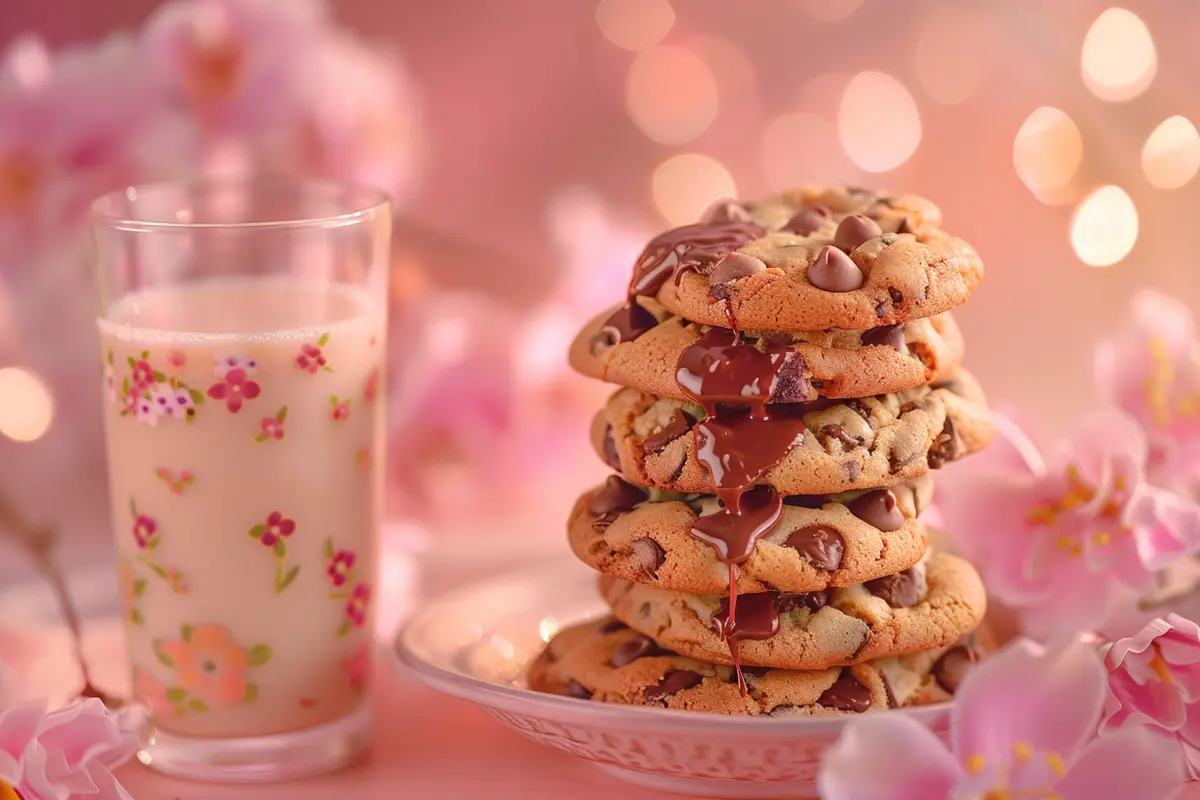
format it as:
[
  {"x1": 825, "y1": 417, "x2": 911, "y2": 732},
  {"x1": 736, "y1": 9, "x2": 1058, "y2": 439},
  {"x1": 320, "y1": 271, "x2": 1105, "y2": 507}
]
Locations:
[
  {"x1": 150, "y1": 384, "x2": 193, "y2": 420},
  {"x1": 214, "y1": 353, "x2": 259, "y2": 378},
  {"x1": 132, "y1": 393, "x2": 164, "y2": 427},
  {"x1": 104, "y1": 363, "x2": 117, "y2": 403}
]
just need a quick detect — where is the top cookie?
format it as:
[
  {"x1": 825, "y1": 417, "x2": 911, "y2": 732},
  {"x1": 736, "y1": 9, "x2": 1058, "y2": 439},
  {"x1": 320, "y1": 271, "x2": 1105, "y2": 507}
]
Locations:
[{"x1": 603, "y1": 185, "x2": 982, "y2": 334}]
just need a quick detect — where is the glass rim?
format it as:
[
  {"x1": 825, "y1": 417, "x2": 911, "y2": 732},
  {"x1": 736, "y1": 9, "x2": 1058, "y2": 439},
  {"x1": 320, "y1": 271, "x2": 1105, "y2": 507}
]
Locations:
[{"x1": 90, "y1": 177, "x2": 392, "y2": 232}]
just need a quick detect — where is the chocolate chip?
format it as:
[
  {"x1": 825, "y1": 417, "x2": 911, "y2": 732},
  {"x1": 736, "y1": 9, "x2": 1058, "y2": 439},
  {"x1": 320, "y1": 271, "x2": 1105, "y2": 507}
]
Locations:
[
  {"x1": 776, "y1": 591, "x2": 827, "y2": 613},
  {"x1": 888, "y1": 440, "x2": 920, "y2": 472},
  {"x1": 709, "y1": 253, "x2": 767, "y2": 297},
  {"x1": 597, "y1": 619, "x2": 628, "y2": 634},
  {"x1": 784, "y1": 525, "x2": 845, "y2": 571},
  {"x1": 844, "y1": 399, "x2": 872, "y2": 421},
  {"x1": 567, "y1": 680, "x2": 593, "y2": 699},
  {"x1": 898, "y1": 401, "x2": 918, "y2": 414},
  {"x1": 781, "y1": 205, "x2": 830, "y2": 236},
  {"x1": 933, "y1": 646, "x2": 979, "y2": 694},
  {"x1": 927, "y1": 417, "x2": 960, "y2": 470},
  {"x1": 881, "y1": 673, "x2": 898, "y2": 708},
  {"x1": 874, "y1": 300, "x2": 888, "y2": 319},
  {"x1": 818, "y1": 674, "x2": 871, "y2": 713},
  {"x1": 861, "y1": 324, "x2": 908, "y2": 354},
  {"x1": 887, "y1": 286, "x2": 904, "y2": 305},
  {"x1": 603, "y1": 426, "x2": 622, "y2": 470},
  {"x1": 834, "y1": 214, "x2": 883, "y2": 252},
  {"x1": 846, "y1": 489, "x2": 903, "y2": 532},
  {"x1": 844, "y1": 461, "x2": 861, "y2": 482},
  {"x1": 630, "y1": 537, "x2": 666, "y2": 577},
  {"x1": 782, "y1": 494, "x2": 825, "y2": 509},
  {"x1": 865, "y1": 568, "x2": 922, "y2": 608},
  {"x1": 701, "y1": 198, "x2": 754, "y2": 224},
  {"x1": 897, "y1": 217, "x2": 915, "y2": 235},
  {"x1": 808, "y1": 246, "x2": 864, "y2": 292},
  {"x1": 611, "y1": 635, "x2": 664, "y2": 667},
  {"x1": 591, "y1": 512, "x2": 618, "y2": 532},
  {"x1": 822, "y1": 424, "x2": 861, "y2": 450},
  {"x1": 643, "y1": 409, "x2": 693, "y2": 453},
  {"x1": 643, "y1": 670, "x2": 703, "y2": 703},
  {"x1": 845, "y1": 186, "x2": 874, "y2": 197},
  {"x1": 589, "y1": 475, "x2": 648, "y2": 516}
]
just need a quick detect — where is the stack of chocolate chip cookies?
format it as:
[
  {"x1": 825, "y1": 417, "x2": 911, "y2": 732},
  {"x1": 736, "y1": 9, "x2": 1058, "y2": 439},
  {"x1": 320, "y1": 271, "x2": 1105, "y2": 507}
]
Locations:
[{"x1": 530, "y1": 185, "x2": 993, "y2": 716}]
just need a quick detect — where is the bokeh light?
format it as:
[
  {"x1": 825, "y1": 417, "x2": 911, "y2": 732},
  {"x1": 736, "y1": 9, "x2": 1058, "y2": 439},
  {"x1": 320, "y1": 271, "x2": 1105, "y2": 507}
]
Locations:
[
  {"x1": 1070, "y1": 185, "x2": 1138, "y2": 267},
  {"x1": 1142, "y1": 116, "x2": 1200, "y2": 190},
  {"x1": 797, "y1": 0, "x2": 864, "y2": 23},
  {"x1": 1081, "y1": 8, "x2": 1157, "y2": 102},
  {"x1": 626, "y1": 45, "x2": 719, "y2": 145},
  {"x1": 837, "y1": 72, "x2": 921, "y2": 172},
  {"x1": 652, "y1": 153, "x2": 736, "y2": 226},
  {"x1": 1013, "y1": 107, "x2": 1083, "y2": 203},
  {"x1": 0, "y1": 367, "x2": 54, "y2": 443},
  {"x1": 763, "y1": 112, "x2": 855, "y2": 189},
  {"x1": 595, "y1": 0, "x2": 675, "y2": 51},
  {"x1": 913, "y1": 6, "x2": 995, "y2": 105}
]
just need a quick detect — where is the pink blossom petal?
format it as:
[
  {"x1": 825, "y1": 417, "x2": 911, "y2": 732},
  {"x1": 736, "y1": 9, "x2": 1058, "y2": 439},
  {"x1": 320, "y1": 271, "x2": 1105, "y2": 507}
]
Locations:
[
  {"x1": 0, "y1": 699, "x2": 45, "y2": 782},
  {"x1": 1021, "y1": 571, "x2": 1120, "y2": 642},
  {"x1": 207, "y1": 382, "x2": 228, "y2": 400},
  {"x1": 1136, "y1": 487, "x2": 1200, "y2": 568},
  {"x1": 952, "y1": 638, "x2": 1105, "y2": 767},
  {"x1": 1058, "y1": 727, "x2": 1184, "y2": 800},
  {"x1": 818, "y1": 713, "x2": 958, "y2": 800},
  {"x1": 242, "y1": 380, "x2": 261, "y2": 400}
]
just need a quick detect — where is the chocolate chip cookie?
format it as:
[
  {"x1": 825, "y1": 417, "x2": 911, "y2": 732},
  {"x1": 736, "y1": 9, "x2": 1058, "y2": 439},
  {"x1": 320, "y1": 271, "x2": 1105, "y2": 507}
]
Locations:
[
  {"x1": 599, "y1": 552, "x2": 985, "y2": 670},
  {"x1": 570, "y1": 476, "x2": 932, "y2": 594},
  {"x1": 572, "y1": 304, "x2": 965, "y2": 402},
  {"x1": 593, "y1": 370, "x2": 991, "y2": 496},
  {"x1": 528, "y1": 617, "x2": 961, "y2": 715}
]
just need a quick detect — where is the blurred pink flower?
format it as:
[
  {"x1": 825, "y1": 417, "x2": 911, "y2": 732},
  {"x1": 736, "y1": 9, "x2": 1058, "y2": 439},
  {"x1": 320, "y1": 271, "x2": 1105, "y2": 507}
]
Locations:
[
  {"x1": 1102, "y1": 613, "x2": 1200, "y2": 777},
  {"x1": 0, "y1": 697, "x2": 143, "y2": 800},
  {"x1": 1097, "y1": 290, "x2": 1200, "y2": 491},
  {"x1": 819, "y1": 637, "x2": 1184, "y2": 800},
  {"x1": 937, "y1": 408, "x2": 1200, "y2": 639},
  {"x1": 140, "y1": 0, "x2": 328, "y2": 139}
]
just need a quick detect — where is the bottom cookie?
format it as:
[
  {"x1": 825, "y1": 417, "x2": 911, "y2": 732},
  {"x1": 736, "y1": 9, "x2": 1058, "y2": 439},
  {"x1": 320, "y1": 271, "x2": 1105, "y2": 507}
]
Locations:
[{"x1": 528, "y1": 617, "x2": 980, "y2": 716}]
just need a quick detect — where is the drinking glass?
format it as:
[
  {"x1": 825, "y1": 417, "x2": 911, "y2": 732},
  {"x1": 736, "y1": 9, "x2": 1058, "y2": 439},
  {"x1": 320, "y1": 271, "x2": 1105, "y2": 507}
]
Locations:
[{"x1": 91, "y1": 179, "x2": 390, "y2": 781}]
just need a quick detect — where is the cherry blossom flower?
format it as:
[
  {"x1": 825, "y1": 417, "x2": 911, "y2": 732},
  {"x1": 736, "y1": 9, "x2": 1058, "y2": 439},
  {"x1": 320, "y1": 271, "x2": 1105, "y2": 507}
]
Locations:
[
  {"x1": 130, "y1": 360, "x2": 155, "y2": 388},
  {"x1": 0, "y1": 697, "x2": 143, "y2": 800},
  {"x1": 1102, "y1": 613, "x2": 1200, "y2": 777},
  {"x1": 1097, "y1": 290, "x2": 1200, "y2": 492},
  {"x1": 256, "y1": 511, "x2": 295, "y2": 547},
  {"x1": 206, "y1": 367, "x2": 260, "y2": 413},
  {"x1": 326, "y1": 550, "x2": 356, "y2": 587},
  {"x1": 295, "y1": 342, "x2": 327, "y2": 373},
  {"x1": 819, "y1": 637, "x2": 1184, "y2": 800},
  {"x1": 937, "y1": 408, "x2": 1200, "y2": 639},
  {"x1": 131, "y1": 514, "x2": 158, "y2": 549},
  {"x1": 259, "y1": 416, "x2": 284, "y2": 440},
  {"x1": 331, "y1": 397, "x2": 351, "y2": 422}
]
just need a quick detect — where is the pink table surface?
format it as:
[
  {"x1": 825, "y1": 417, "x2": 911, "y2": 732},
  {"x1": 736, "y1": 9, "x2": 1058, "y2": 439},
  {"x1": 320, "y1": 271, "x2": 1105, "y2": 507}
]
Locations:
[{"x1": 117, "y1": 657, "x2": 673, "y2": 800}]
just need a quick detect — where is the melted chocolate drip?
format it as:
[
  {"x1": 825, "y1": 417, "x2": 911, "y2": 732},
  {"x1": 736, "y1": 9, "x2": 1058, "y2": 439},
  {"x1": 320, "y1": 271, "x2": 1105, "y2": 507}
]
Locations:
[
  {"x1": 595, "y1": 302, "x2": 657, "y2": 350},
  {"x1": 589, "y1": 475, "x2": 648, "y2": 517},
  {"x1": 690, "y1": 486, "x2": 783, "y2": 564},
  {"x1": 677, "y1": 328, "x2": 796, "y2": 406},
  {"x1": 643, "y1": 409, "x2": 694, "y2": 453}
]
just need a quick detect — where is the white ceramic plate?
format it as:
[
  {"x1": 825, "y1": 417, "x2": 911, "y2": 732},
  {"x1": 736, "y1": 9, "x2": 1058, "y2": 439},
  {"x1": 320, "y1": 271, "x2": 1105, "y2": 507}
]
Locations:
[{"x1": 393, "y1": 556, "x2": 953, "y2": 799}]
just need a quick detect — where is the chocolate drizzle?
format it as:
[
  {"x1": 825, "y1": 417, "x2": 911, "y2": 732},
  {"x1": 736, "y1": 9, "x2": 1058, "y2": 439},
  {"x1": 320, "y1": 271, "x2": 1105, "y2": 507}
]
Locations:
[
  {"x1": 598, "y1": 220, "x2": 766, "y2": 346},
  {"x1": 674, "y1": 325, "x2": 812, "y2": 694},
  {"x1": 711, "y1": 590, "x2": 828, "y2": 661}
]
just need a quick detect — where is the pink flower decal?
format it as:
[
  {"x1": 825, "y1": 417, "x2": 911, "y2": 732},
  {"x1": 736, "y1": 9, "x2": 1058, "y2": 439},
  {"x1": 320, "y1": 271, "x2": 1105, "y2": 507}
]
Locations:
[
  {"x1": 207, "y1": 367, "x2": 261, "y2": 413},
  {"x1": 344, "y1": 583, "x2": 371, "y2": 631},
  {"x1": 154, "y1": 466, "x2": 195, "y2": 495},
  {"x1": 254, "y1": 406, "x2": 288, "y2": 442},
  {"x1": 114, "y1": 350, "x2": 207, "y2": 423},
  {"x1": 364, "y1": 367, "x2": 379, "y2": 403},
  {"x1": 155, "y1": 624, "x2": 272, "y2": 712},
  {"x1": 342, "y1": 641, "x2": 371, "y2": 691},
  {"x1": 819, "y1": 638, "x2": 1186, "y2": 800},
  {"x1": 166, "y1": 349, "x2": 187, "y2": 368},
  {"x1": 326, "y1": 539, "x2": 357, "y2": 587},
  {"x1": 130, "y1": 500, "x2": 159, "y2": 550},
  {"x1": 134, "y1": 667, "x2": 174, "y2": 719},
  {"x1": 1097, "y1": 290, "x2": 1200, "y2": 489},
  {"x1": 0, "y1": 697, "x2": 143, "y2": 800},
  {"x1": 248, "y1": 512, "x2": 301, "y2": 593},
  {"x1": 296, "y1": 333, "x2": 332, "y2": 373},
  {"x1": 936, "y1": 409, "x2": 1200, "y2": 639},
  {"x1": 131, "y1": 359, "x2": 155, "y2": 388},
  {"x1": 1103, "y1": 613, "x2": 1200, "y2": 777},
  {"x1": 150, "y1": 384, "x2": 195, "y2": 421},
  {"x1": 330, "y1": 394, "x2": 351, "y2": 421}
]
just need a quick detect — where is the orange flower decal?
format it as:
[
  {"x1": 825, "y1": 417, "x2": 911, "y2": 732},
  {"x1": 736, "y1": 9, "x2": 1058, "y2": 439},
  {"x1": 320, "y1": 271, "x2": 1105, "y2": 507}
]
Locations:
[{"x1": 155, "y1": 623, "x2": 271, "y2": 711}]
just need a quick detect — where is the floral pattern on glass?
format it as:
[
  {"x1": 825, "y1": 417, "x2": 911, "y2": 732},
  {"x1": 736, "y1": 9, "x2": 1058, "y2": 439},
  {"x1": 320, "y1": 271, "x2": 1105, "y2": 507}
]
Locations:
[
  {"x1": 296, "y1": 332, "x2": 332, "y2": 373},
  {"x1": 255, "y1": 406, "x2": 288, "y2": 442},
  {"x1": 154, "y1": 466, "x2": 195, "y2": 495},
  {"x1": 119, "y1": 559, "x2": 146, "y2": 626},
  {"x1": 364, "y1": 367, "x2": 379, "y2": 403},
  {"x1": 249, "y1": 511, "x2": 301, "y2": 593},
  {"x1": 207, "y1": 367, "x2": 261, "y2": 413},
  {"x1": 130, "y1": 498, "x2": 190, "y2": 594},
  {"x1": 330, "y1": 394, "x2": 351, "y2": 421},
  {"x1": 325, "y1": 537, "x2": 370, "y2": 636},
  {"x1": 152, "y1": 624, "x2": 273, "y2": 715},
  {"x1": 108, "y1": 349, "x2": 206, "y2": 425},
  {"x1": 342, "y1": 641, "x2": 370, "y2": 692}
]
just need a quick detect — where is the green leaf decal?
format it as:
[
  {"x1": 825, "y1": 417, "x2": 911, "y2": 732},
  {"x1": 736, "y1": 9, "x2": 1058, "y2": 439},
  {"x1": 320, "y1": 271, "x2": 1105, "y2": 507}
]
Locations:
[
  {"x1": 188, "y1": 388, "x2": 205, "y2": 405},
  {"x1": 243, "y1": 682, "x2": 259, "y2": 703},
  {"x1": 121, "y1": 376, "x2": 130, "y2": 394},
  {"x1": 324, "y1": 537, "x2": 334, "y2": 560},
  {"x1": 181, "y1": 624, "x2": 193, "y2": 642},
  {"x1": 145, "y1": 538, "x2": 160, "y2": 552},
  {"x1": 166, "y1": 687, "x2": 187, "y2": 702},
  {"x1": 153, "y1": 370, "x2": 167, "y2": 383},
  {"x1": 330, "y1": 395, "x2": 339, "y2": 407},
  {"x1": 274, "y1": 540, "x2": 286, "y2": 558},
  {"x1": 277, "y1": 566, "x2": 300, "y2": 593},
  {"x1": 154, "y1": 642, "x2": 174, "y2": 668},
  {"x1": 133, "y1": 578, "x2": 146, "y2": 597},
  {"x1": 248, "y1": 524, "x2": 266, "y2": 538},
  {"x1": 147, "y1": 561, "x2": 168, "y2": 579},
  {"x1": 130, "y1": 608, "x2": 143, "y2": 626},
  {"x1": 317, "y1": 333, "x2": 329, "y2": 347},
  {"x1": 276, "y1": 406, "x2": 287, "y2": 421},
  {"x1": 322, "y1": 366, "x2": 334, "y2": 373},
  {"x1": 141, "y1": 350, "x2": 150, "y2": 359},
  {"x1": 253, "y1": 433, "x2": 269, "y2": 443},
  {"x1": 127, "y1": 356, "x2": 136, "y2": 368},
  {"x1": 129, "y1": 498, "x2": 137, "y2": 516},
  {"x1": 107, "y1": 350, "x2": 113, "y2": 365},
  {"x1": 337, "y1": 619, "x2": 353, "y2": 638},
  {"x1": 247, "y1": 645, "x2": 272, "y2": 666},
  {"x1": 188, "y1": 698, "x2": 208, "y2": 712}
]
